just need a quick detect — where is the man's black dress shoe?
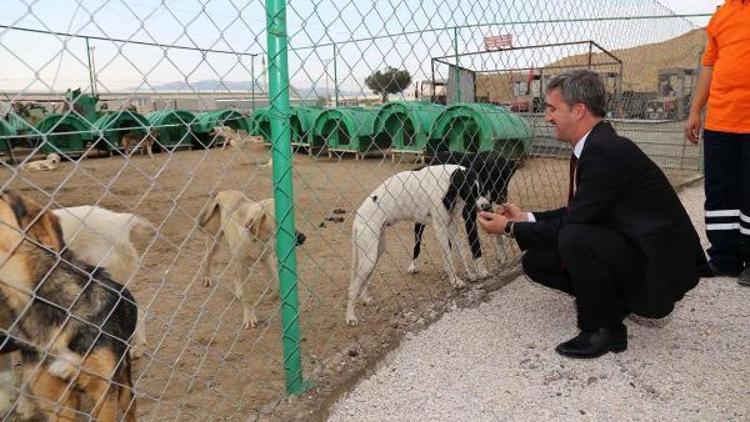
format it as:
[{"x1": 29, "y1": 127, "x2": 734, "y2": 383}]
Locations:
[
  {"x1": 555, "y1": 325, "x2": 627, "y2": 358},
  {"x1": 699, "y1": 262, "x2": 741, "y2": 278}
]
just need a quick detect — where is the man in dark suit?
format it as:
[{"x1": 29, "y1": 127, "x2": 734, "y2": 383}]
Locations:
[{"x1": 478, "y1": 70, "x2": 706, "y2": 359}]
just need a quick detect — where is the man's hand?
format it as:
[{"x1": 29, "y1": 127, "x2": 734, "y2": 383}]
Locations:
[
  {"x1": 478, "y1": 211, "x2": 508, "y2": 235},
  {"x1": 499, "y1": 203, "x2": 528, "y2": 222},
  {"x1": 685, "y1": 112, "x2": 702, "y2": 144}
]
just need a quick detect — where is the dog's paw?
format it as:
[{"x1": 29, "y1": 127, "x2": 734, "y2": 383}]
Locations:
[
  {"x1": 203, "y1": 275, "x2": 213, "y2": 288},
  {"x1": 242, "y1": 314, "x2": 259, "y2": 330},
  {"x1": 345, "y1": 314, "x2": 359, "y2": 327},
  {"x1": 407, "y1": 261, "x2": 418, "y2": 274},
  {"x1": 47, "y1": 356, "x2": 79, "y2": 380},
  {"x1": 474, "y1": 258, "x2": 490, "y2": 279},
  {"x1": 14, "y1": 394, "x2": 36, "y2": 421},
  {"x1": 449, "y1": 276, "x2": 466, "y2": 289},
  {"x1": 359, "y1": 292, "x2": 374, "y2": 306},
  {"x1": 0, "y1": 388, "x2": 14, "y2": 418},
  {"x1": 129, "y1": 345, "x2": 145, "y2": 360}
]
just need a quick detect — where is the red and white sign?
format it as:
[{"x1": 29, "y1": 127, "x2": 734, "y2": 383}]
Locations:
[{"x1": 484, "y1": 34, "x2": 513, "y2": 50}]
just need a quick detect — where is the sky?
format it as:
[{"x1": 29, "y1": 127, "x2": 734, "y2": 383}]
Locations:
[{"x1": 0, "y1": 0, "x2": 725, "y2": 94}]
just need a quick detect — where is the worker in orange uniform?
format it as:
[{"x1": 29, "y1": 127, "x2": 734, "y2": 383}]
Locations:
[{"x1": 686, "y1": 0, "x2": 750, "y2": 286}]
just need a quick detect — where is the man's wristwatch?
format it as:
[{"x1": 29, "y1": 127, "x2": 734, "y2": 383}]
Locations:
[{"x1": 504, "y1": 221, "x2": 515, "y2": 238}]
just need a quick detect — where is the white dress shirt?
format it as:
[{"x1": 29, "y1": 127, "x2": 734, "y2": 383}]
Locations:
[{"x1": 526, "y1": 128, "x2": 593, "y2": 222}]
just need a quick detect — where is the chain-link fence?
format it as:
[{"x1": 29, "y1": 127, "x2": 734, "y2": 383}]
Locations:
[{"x1": 0, "y1": 0, "x2": 707, "y2": 420}]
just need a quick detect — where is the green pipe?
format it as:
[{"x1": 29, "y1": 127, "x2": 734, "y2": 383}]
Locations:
[
  {"x1": 251, "y1": 57, "x2": 256, "y2": 112},
  {"x1": 265, "y1": 0, "x2": 307, "y2": 395},
  {"x1": 333, "y1": 43, "x2": 339, "y2": 107},
  {"x1": 85, "y1": 37, "x2": 95, "y2": 96}
]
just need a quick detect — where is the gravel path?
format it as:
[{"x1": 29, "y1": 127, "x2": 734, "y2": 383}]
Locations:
[{"x1": 327, "y1": 182, "x2": 750, "y2": 422}]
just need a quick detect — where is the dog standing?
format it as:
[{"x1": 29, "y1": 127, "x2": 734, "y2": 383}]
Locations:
[
  {"x1": 0, "y1": 191, "x2": 137, "y2": 421},
  {"x1": 199, "y1": 190, "x2": 306, "y2": 329},
  {"x1": 211, "y1": 126, "x2": 272, "y2": 167},
  {"x1": 411, "y1": 151, "x2": 519, "y2": 272},
  {"x1": 121, "y1": 128, "x2": 158, "y2": 158},
  {"x1": 346, "y1": 165, "x2": 492, "y2": 326}
]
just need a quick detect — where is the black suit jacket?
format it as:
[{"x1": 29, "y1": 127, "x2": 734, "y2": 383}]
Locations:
[{"x1": 514, "y1": 121, "x2": 705, "y2": 318}]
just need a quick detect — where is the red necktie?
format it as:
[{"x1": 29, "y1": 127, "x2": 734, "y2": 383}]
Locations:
[{"x1": 567, "y1": 153, "x2": 578, "y2": 207}]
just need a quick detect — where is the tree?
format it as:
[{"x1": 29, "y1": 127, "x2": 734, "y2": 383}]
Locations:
[{"x1": 365, "y1": 66, "x2": 412, "y2": 102}]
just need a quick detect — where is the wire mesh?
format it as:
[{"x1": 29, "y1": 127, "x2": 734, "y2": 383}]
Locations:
[{"x1": 0, "y1": 0, "x2": 707, "y2": 420}]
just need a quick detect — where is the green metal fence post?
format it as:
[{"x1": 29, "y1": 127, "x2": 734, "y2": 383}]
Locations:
[{"x1": 264, "y1": 0, "x2": 307, "y2": 395}]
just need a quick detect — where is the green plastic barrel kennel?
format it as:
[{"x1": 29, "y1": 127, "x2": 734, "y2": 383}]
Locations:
[
  {"x1": 373, "y1": 101, "x2": 445, "y2": 153},
  {"x1": 146, "y1": 109, "x2": 199, "y2": 150},
  {"x1": 312, "y1": 107, "x2": 384, "y2": 157},
  {"x1": 36, "y1": 113, "x2": 95, "y2": 153},
  {"x1": 290, "y1": 106, "x2": 324, "y2": 148},
  {"x1": 0, "y1": 119, "x2": 16, "y2": 154},
  {"x1": 93, "y1": 110, "x2": 152, "y2": 150},
  {"x1": 429, "y1": 103, "x2": 533, "y2": 159},
  {"x1": 195, "y1": 109, "x2": 251, "y2": 148},
  {"x1": 250, "y1": 106, "x2": 323, "y2": 148},
  {"x1": 196, "y1": 109, "x2": 250, "y2": 134},
  {"x1": 249, "y1": 107, "x2": 271, "y2": 144}
]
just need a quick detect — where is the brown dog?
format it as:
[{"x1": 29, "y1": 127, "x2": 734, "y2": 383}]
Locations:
[
  {"x1": 121, "y1": 128, "x2": 158, "y2": 158},
  {"x1": 0, "y1": 191, "x2": 137, "y2": 421}
]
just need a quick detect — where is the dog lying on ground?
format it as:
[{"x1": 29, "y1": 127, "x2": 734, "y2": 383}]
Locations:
[
  {"x1": 0, "y1": 191, "x2": 137, "y2": 421},
  {"x1": 52, "y1": 205, "x2": 153, "y2": 359},
  {"x1": 199, "y1": 190, "x2": 306, "y2": 329},
  {"x1": 121, "y1": 128, "x2": 159, "y2": 158},
  {"x1": 346, "y1": 164, "x2": 492, "y2": 326},
  {"x1": 410, "y1": 151, "x2": 520, "y2": 273},
  {"x1": 17, "y1": 153, "x2": 61, "y2": 172}
]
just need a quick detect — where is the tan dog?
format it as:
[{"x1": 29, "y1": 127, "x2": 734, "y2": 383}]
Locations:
[
  {"x1": 211, "y1": 126, "x2": 271, "y2": 167},
  {"x1": 198, "y1": 190, "x2": 306, "y2": 329},
  {"x1": 0, "y1": 191, "x2": 137, "y2": 421},
  {"x1": 18, "y1": 153, "x2": 61, "y2": 172}
]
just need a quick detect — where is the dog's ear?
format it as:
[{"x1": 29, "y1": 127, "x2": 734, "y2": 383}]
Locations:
[
  {"x1": 0, "y1": 191, "x2": 64, "y2": 252},
  {"x1": 245, "y1": 207, "x2": 275, "y2": 241}
]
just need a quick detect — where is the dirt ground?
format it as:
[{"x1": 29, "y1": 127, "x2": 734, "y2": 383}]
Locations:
[{"x1": 0, "y1": 145, "x2": 699, "y2": 420}]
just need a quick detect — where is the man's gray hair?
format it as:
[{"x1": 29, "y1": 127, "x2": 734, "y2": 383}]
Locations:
[{"x1": 546, "y1": 70, "x2": 607, "y2": 118}]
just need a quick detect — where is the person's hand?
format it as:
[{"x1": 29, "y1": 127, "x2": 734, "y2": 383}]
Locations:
[
  {"x1": 685, "y1": 112, "x2": 702, "y2": 144},
  {"x1": 478, "y1": 211, "x2": 508, "y2": 235},
  {"x1": 499, "y1": 203, "x2": 527, "y2": 222}
]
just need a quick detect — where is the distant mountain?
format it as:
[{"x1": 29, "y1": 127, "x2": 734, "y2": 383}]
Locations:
[
  {"x1": 135, "y1": 79, "x2": 364, "y2": 98},
  {"x1": 138, "y1": 79, "x2": 263, "y2": 92}
]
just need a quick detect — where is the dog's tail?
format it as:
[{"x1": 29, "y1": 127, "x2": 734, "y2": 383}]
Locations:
[{"x1": 127, "y1": 214, "x2": 155, "y2": 241}]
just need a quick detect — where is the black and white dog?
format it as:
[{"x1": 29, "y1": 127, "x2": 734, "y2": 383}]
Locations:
[
  {"x1": 410, "y1": 151, "x2": 518, "y2": 274},
  {"x1": 347, "y1": 164, "x2": 491, "y2": 326}
]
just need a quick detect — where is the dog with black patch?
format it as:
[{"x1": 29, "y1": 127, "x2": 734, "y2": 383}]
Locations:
[
  {"x1": 410, "y1": 151, "x2": 519, "y2": 274},
  {"x1": 346, "y1": 164, "x2": 491, "y2": 326}
]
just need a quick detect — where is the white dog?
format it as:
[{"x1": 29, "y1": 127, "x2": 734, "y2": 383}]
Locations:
[
  {"x1": 199, "y1": 190, "x2": 306, "y2": 329},
  {"x1": 346, "y1": 164, "x2": 492, "y2": 326},
  {"x1": 52, "y1": 205, "x2": 153, "y2": 359},
  {"x1": 18, "y1": 153, "x2": 61, "y2": 172}
]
